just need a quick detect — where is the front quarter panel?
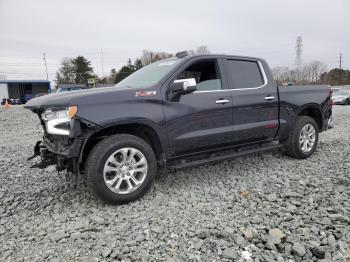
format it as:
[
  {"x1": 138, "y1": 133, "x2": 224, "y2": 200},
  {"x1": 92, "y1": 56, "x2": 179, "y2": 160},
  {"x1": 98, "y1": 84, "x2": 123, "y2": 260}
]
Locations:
[{"x1": 71, "y1": 86, "x2": 167, "y2": 150}]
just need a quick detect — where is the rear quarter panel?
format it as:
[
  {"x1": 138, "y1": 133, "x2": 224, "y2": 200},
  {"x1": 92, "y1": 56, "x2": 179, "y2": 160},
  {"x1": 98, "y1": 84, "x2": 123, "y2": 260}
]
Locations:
[{"x1": 277, "y1": 85, "x2": 331, "y2": 140}]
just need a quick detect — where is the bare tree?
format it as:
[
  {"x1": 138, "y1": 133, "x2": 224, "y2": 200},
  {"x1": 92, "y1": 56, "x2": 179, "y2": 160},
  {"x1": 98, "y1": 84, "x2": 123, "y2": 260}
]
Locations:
[
  {"x1": 140, "y1": 50, "x2": 172, "y2": 65},
  {"x1": 140, "y1": 46, "x2": 210, "y2": 66},
  {"x1": 195, "y1": 45, "x2": 211, "y2": 55},
  {"x1": 271, "y1": 61, "x2": 327, "y2": 85},
  {"x1": 308, "y1": 61, "x2": 327, "y2": 83},
  {"x1": 140, "y1": 50, "x2": 155, "y2": 65},
  {"x1": 187, "y1": 45, "x2": 211, "y2": 55},
  {"x1": 271, "y1": 66, "x2": 291, "y2": 84},
  {"x1": 294, "y1": 67, "x2": 307, "y2": 84}
]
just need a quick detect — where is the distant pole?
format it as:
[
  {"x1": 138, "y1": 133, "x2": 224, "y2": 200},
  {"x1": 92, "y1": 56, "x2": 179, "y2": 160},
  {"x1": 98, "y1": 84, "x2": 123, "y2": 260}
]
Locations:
[
  {"x1": 43, "y1": 52, "x2": 49, "y2": 80},
  {"x1": 295, "y1": 36, "x2": 303, "y2": 68},
  {"x1": 101, "y1": 48, "x2": 105, "y2": 76},
  {"x1": 339, "y1": 53, "x2": 342, "y2": 69},
  {"x1": 0, "y1": 72, "x2": 6, "y2": 80}
]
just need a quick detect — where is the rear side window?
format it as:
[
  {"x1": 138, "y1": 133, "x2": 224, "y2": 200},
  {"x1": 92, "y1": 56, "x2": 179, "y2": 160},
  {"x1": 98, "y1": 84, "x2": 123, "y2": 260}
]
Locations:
[{"x1": 226, "y1": 60, "x2": 264, "y2": 89}]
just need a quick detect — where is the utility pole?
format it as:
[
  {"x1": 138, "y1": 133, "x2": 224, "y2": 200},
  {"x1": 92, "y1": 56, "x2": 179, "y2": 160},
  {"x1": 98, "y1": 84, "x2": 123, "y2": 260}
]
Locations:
[
  {"x1": 295, "y1": 36, "x2": 303, "y2": 68},
  {"x1": 101, "y1": 48, "x2": 105, "y2": 77},
  {"x1": 43, "y1": 52, "x2": 49, "y2": 80},
  {"x1": 0, "y1": 72, "x2": 6, "y2": 80},
  {"x1": 339, "y1": 53, "x2": 342, "y2": 69}
]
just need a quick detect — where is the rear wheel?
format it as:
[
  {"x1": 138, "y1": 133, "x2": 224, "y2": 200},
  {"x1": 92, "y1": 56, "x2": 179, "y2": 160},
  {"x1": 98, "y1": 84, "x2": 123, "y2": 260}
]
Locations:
[
  {"x1": 285, "y1": 116, "x2": 319, "y2": 159},
  {"x1": 345, "y1": 99, "x2": 350, "y2": 105},
  {"x1": 86, "y1": 134, "x2": 157, "y2": 204}
]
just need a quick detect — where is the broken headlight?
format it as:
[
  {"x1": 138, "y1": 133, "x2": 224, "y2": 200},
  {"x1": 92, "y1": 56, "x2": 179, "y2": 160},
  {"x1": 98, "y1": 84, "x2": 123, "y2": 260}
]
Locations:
[{"x1": 41, "y1": 106, "x2": 77, "y2": 135}]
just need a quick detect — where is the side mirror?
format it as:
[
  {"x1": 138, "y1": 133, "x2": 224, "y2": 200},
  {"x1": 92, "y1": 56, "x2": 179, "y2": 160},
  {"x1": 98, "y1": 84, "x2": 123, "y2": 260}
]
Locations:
[{"x1": 172, "y1": 78, "x2": 197, "y2": 94}]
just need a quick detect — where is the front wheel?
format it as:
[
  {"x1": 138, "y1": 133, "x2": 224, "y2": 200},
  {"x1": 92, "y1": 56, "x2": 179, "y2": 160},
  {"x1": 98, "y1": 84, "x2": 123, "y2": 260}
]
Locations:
[
  {"x1": 285, "y1": 116, "x2": 319, "y2": 159},
  {"x1": 86, "y1": 134, "x2": 157, "y2": 204}
]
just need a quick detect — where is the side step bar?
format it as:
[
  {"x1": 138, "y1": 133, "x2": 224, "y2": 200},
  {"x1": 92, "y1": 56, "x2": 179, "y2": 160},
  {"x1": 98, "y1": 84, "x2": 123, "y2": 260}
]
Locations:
[{"x1": 170, "y1": 143, "x2": 283, "y2": 170}]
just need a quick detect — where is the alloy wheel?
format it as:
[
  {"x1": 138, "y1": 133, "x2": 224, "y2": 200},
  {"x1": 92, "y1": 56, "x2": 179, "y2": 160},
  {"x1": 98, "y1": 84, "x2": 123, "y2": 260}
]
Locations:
[
  {"x1": 103, "y1": 147, "x2": 148, "y2": 194},
  {"x1": 299, "y1": 124, "x2": 316, "y2": 153}
]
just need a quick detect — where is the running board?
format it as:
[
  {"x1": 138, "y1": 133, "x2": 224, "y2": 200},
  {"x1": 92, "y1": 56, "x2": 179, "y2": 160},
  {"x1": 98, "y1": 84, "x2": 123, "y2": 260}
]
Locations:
[{"x1": 170, "y1": 143, "x2": 282, "y2": 170}]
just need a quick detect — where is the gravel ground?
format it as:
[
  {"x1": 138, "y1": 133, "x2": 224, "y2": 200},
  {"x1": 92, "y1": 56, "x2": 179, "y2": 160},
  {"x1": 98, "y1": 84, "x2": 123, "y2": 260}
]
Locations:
[{"x1": 0, "y1": 105, "x2": 349, "y2": 262}]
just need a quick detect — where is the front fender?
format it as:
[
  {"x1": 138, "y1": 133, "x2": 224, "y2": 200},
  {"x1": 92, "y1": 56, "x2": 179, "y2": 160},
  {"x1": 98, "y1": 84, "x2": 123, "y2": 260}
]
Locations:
[
  {"x1": 101, "y1": 117, "x2": 167, "y2": 153},
  {"x1": 77, "y1": 117, "x2": 168, "y2": 173}
]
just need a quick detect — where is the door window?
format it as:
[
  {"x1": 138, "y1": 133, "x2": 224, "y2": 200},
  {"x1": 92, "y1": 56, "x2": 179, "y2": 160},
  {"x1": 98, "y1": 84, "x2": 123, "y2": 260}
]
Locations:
[
  {"x1": 226, "y1": 60, "x2": 264, "y2": 89},
  {"x1": 176, "y1": 60, "x2": 222, "y2": 91}
]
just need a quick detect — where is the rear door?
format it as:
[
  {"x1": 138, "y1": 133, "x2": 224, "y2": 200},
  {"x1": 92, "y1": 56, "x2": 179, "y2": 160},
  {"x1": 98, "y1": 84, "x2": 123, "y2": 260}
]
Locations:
[
  {"x1": 224, "y1": 59, "x2": 279, "y2": 145},
  {"x1": 163, "y1": 58, "x2": 233, "y2": 157}
]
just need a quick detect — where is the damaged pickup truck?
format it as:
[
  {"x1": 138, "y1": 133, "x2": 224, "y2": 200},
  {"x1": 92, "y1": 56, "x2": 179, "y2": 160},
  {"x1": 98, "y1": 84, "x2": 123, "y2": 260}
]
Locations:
[{"x1": 25, "y1": 53, "x2": 333, "y2": 204}]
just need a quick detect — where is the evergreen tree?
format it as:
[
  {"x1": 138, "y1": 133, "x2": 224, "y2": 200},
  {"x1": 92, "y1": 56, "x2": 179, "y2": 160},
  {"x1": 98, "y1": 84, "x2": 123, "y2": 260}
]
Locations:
[
  {"x1": 134, "y1": 59, "x2": 143, "y2": 70},
  {"x1": 72, "y1": 56, "x2": 95, "y2": 84},
  {"x1": 320, "y1": 68, "x2": 350, "y2": 85},
  {"x1": 55, "y1": 58, "x2": 75, "y2": 84},
  {"x1": 114, "y1": 59, "x2": 138, "y2": 83},
  {"x1": 56, "y1": 56, "x2": 95, "y2": 84}
]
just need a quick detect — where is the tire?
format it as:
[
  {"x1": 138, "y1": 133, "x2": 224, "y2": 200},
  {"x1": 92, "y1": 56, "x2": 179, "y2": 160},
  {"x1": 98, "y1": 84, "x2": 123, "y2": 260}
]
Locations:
[
  {"x1": 285, "y1": 116, "x2": 319, "y2": 159},
  {"x1": 86, "y1": 134, "x2": 157, "y2": 204},
  {"x1": 345, "y1": 99, "x2": 350, "y2": 105}
]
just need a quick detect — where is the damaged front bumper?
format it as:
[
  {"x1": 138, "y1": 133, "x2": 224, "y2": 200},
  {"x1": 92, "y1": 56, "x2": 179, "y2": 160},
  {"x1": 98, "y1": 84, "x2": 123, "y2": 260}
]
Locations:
[
  {"x1": 27, "y1": 116, "x2": 100, "y2": 174},
  {"x1": 27, "y1": 136, "x2": 84, "y2": 173}
]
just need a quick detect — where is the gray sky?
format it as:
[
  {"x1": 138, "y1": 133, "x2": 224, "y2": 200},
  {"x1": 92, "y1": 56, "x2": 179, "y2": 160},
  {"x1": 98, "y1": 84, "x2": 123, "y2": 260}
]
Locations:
[{"x1": 0, "y1": 0, "x2": 349, "y2": 84}]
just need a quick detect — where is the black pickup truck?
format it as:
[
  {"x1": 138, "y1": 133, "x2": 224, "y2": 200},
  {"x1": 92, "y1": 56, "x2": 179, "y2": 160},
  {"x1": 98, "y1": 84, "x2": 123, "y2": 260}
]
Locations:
[{"x1": 25, "y1": 54, "x2": 333, "y2": 204}]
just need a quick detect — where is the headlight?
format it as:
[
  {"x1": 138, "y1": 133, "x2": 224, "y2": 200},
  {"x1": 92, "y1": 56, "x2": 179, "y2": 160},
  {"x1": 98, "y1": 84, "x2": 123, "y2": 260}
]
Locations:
[
  {"x1": 42, "y1": 106, "x2": 77, "y2": 120},
  {"x1": 41, "y1": 106, "x2": 77, "y2": 135}
]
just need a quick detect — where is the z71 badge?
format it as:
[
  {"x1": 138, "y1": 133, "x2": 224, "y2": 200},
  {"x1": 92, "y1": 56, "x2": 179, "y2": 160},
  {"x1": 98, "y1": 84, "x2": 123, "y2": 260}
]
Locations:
[{"x1": 135, "y1": 91, "x2": 157, "y2": 97}]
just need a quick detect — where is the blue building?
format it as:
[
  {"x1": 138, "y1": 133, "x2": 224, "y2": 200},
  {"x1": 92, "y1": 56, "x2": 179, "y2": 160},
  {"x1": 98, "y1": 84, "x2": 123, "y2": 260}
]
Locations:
[{"x1": 0, "y1": 80, "x2": 51, "y2": 103}]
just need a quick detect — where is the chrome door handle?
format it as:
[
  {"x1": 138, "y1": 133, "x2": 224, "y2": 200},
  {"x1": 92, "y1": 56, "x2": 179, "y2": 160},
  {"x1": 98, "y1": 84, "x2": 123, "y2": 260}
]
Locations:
[
  {"x1": 265, "y1": 95, "x2": 275, "y2": 101},
  {"x1": 216, "y1": 99, "x2": 230, "y2": 104}
]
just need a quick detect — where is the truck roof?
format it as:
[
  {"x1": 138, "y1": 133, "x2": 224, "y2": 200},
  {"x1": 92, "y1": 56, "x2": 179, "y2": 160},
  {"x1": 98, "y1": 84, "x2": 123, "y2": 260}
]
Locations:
[
  {"x1": 166, "y1": 54, "x2": 263, "y2": 64},
  {"x1": 187, "y1": 54, "x2": 262, "y2": 60}
]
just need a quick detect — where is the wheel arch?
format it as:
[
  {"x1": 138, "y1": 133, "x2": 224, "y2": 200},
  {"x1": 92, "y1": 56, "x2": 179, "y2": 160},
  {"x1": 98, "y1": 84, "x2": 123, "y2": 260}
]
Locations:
[
  {"x1": 297, "y1": 104, "x2": 323, "y2": 130},
  {"x1": 79, "y1": 122, "x2": 166, "y2": 173}
]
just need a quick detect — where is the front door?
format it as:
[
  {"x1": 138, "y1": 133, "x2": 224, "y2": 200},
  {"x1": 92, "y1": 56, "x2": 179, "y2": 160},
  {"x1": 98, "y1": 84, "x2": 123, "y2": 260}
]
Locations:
[
  {"x1": 163, "y1": 58, "x2": 233, "y2": 157},
  {"x1": 223, "y1": 59, "x2": 279, "y2": 145}
]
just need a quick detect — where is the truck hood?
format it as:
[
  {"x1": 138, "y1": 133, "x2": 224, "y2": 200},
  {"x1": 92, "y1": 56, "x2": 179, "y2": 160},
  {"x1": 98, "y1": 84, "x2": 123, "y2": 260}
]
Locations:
[{"x1": 24, "y1": 86, "x2": 133, "y2": 109}]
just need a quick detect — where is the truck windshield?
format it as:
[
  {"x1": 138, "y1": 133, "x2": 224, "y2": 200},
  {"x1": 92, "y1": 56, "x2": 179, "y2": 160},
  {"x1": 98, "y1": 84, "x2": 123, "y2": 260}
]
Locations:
[{"x1": 114, "y1": 59, "x2": 182, "y2": 88}]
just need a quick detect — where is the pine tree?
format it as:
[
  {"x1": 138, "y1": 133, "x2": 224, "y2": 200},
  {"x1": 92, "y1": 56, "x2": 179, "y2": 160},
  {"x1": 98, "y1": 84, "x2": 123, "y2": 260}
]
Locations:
[
  {"x1": 56, "y1": 56, "x2": 95, "y2": 84},
  {"x1": 55, "y1": 58, "x2": 75, "y2": 84},
  {"x1": 114, "y1": 59, "x2": 139, "y2": 83},
  {"x1": 72, "y1": 56, "x2": 95, "y2": 84},
  {"x1": 134, "y1": 59, "x2": 143, "y2": 70}
]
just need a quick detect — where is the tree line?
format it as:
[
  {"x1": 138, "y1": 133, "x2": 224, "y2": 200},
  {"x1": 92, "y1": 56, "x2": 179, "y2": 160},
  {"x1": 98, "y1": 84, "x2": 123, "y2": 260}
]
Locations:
[
  {"x1": 55, "y1": 45, "x2": 210, "y2": 86},
  {"x1": 55, "y1": 46, "x2": 349, "y2": 86},
  {"x1": 319, "y1": 68, "x2": 350, "y2": 86},
  {"x1": 271, "y1": 61, "x2": 350, "y2": 86}
]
